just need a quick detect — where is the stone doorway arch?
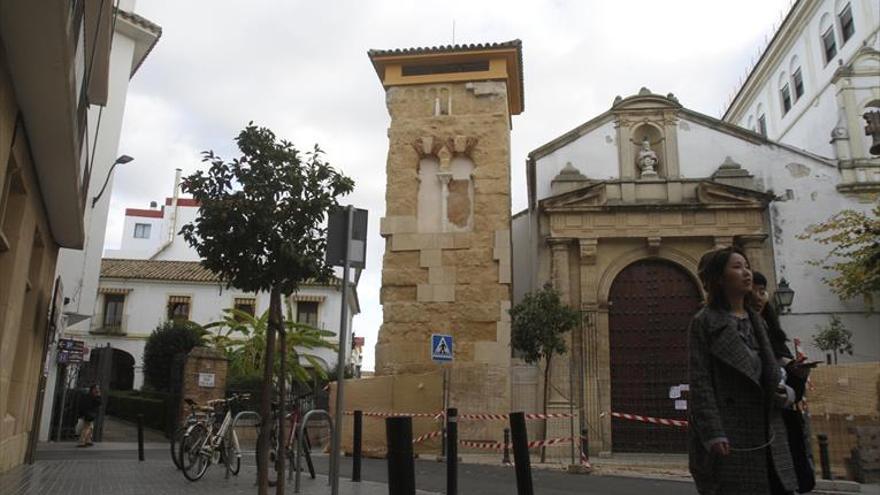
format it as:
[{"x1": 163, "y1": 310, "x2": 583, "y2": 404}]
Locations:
[{"x1": 608, "y1": 258, "x2": 702, "y2": 453}]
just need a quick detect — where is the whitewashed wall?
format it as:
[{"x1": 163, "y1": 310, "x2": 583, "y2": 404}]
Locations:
[{"x1": 533, "y1": 120, "x2": 619, "y2": 202}]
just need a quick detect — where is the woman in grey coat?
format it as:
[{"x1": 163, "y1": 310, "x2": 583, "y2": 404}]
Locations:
[{"x1": 688, "y1": 247, "x2": 798, "y2": 494}]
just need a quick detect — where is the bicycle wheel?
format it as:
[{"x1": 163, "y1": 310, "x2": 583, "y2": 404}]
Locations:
[
  {"x1": 180, "y1": 423, "x2": 211, "y2": 482},
  {"x1": 170, "y1": 427, "x2": 184, "y2": 470},
  {"x1": 222, "y1": 430, "x2": 241, "y2": 475}
]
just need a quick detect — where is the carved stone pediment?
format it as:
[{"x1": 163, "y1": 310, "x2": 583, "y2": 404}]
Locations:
[
  {"x1": 696, "y1": 181, "x2": 770, "y2": 206},
  {"x1": 541, "y1": 182, "x2": 607, "y2": 210}
]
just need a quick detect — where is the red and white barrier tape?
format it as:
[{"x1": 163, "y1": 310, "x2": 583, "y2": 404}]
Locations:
[
  {"x1": 457, "y1": 412, "x2": 577, "y2": 421},
  {"x1": 412, "y1": 430, "x2": 443, "y2": 444},
  {"x1": 459, "y1": 436, "x2": 574, "y2": 451},
  {"x1": 603, "y1": 411, "x2": 688, "y2": 428},
  {"x1": 580, "y1": 448, "x2": 592, "y2": 469},
  {"x1": 343, "y1": 410, "x2": 443, "y2": 419}
]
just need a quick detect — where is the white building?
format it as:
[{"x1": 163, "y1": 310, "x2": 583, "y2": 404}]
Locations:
[
  {"x1": 68, "y1": 175, "x2": 360, "y2": 391},
  {"x1": 723, "y1": 0, "x2": 879, "y2": 183},
  {"x1": 37, "y1": 2, "x2": 161, "y2": 442},
  {"x1": 721, "y1": 0, "x2": 879, "y2": 360}
]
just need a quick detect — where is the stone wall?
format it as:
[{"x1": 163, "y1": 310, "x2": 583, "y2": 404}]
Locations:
[
  {"x1": 375, "y1": 80, "x2": 513, "y2": 444},
  {"x1": 178, "y1": 347, "x2": 227, "y2": 421}
]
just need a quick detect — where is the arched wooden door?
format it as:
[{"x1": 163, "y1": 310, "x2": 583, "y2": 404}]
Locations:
[{"x1": 608, "y1": 258, "x2": 702, "y2": 452}]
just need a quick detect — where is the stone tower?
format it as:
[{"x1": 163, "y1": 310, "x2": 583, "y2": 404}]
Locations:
[{"x1": 368, "y1": 41, "x2": 523, "y2": 433}]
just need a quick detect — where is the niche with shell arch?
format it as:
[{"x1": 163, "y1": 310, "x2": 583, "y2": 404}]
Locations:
[{"x1": 631, "y1": 123, "x2": 666, "y2": 178}]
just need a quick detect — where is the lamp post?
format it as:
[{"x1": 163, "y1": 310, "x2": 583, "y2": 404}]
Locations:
[
  {"x1": 91, "y1": 154, "x2": 134, "y2": 208},
  {"x1": 774, "y1": 278, "x2": 795, "y2": 313}
]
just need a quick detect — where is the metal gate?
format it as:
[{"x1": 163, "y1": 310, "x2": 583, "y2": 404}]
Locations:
[{"x1": 609, "y1": 259, "x2": 702, "y2": 453}]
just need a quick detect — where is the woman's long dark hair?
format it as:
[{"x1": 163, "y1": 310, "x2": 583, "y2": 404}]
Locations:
[
  {"x1": 697, "y1": 246, "x2": 750, "y2": 310},
  {"x1": 752, "y1": 271, "x2": 793, "y2": 359}
]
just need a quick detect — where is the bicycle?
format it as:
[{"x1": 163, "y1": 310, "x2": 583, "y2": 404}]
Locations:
[
  {"x1": 179, "y1": 393, "x2": 249, "y2": 481},
  {"x1": 255, "y1": 396, "x2": 315, "y2": 485},
  {"x1": 170, "y1": 398, "x2": 211, "y2": 470}
]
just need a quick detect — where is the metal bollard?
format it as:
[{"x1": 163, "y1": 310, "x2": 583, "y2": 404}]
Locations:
[
  {"x1": 386, "y1": 416, "x2": 415, "y2": 495},
  {"x1": 818, "y1": 433, "x2": 832, "y2": 480},
  {"x1": 580, "y1": 429, "x2": 590, "y2": 470},
  {"x1": 502, "y1": 428, "x2": 511, "y2": 465},
  {"x1": 137, "y1": 414, "x2": 144, "y2": 461},
  {"x1": 447, "y1": 408, "x2": 458, "y2": 495},
  {"x1": 509, "y1": 412, "x2": 534, "y2": 495},
  {"x1": 352, "y1": 410, "x2": 362, "y2": 482}
]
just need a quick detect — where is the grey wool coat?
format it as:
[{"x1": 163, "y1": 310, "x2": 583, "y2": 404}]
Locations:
[{"x1": 688, "y1": 306, "x2": 797, "y2": 495}]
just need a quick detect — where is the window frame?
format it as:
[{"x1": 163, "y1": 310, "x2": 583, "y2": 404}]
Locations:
[
  {"x1": 792, "y1": 68, "x2": 804, "y2": 100},
  {"x1": 167, "y1": 295, "x2": 192, "y2": 321},
  {"x1": 780, "y1": 83, "x2": 792, "y2": 114},
  {"x1": 822, "y1": 26, "x2": 838, "y2": 64},
  {"x1": 133, "y1": 222, "x2": 151, "y2": 239},
  {"x1": 102, "y1": 293, "x2": 125, "y2": 329},
  {"x1": 233, "y1": 297, "x2": 256, "y2": 319},
  {"x1": 838, "y1": 3, "x2": 855, "y2": 44},
  {"x1": 296, "y1": 301, "x2": 320, "y2": 328},
  {"x1": 757, "y1": 115, "x2": 768, "y2": 137}
]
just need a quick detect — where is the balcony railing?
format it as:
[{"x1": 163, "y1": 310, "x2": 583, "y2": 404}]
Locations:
[{"x1": 90, "y1": 315, "x2": 128, "y2": 336}]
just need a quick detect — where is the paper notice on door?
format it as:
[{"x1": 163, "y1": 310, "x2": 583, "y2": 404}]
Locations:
[
  {"x1": 679, "y1": 384, "x2": 690, "y2": 392},
  {"x1": 675, "y1": 400, "x2": 688, "y2": 411},
  {"x1": 669, "y1": 386, "x2": 681, "y2": 399}
]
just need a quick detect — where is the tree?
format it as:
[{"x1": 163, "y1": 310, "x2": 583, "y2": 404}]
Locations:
[
  {"x1": 509, "y1": 284, "x2": 579, "y2": 462},
  {"x1": 142, "y1": 320, "x2": 205, "y2": 392},
  {"x1": 180, "y1": 123, "x2": 353, "y2": 495},
  {"x1": 812, "y1": 315, "x2": 854, "y2": 365},
  {"x1": 799, "y1": 205, "x2": 880, "y2": 310},
  {"x1": 204, "y1": 306, "x2": 337, "y2": 384}
]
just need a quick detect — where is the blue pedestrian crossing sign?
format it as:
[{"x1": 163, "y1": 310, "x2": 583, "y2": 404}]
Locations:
[{"x1": 431, "y1": 334, "x2": 453, "y2": 363}]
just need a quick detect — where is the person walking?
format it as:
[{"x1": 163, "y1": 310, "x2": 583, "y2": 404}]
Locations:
[
  {"x1": 78, "y1": 384, "x2": 102, "y2": 447},
  {"x1": 751, "y1": 271, "x2": 817, "y2": 493},
  {"x1": 688, "y1": 247, "x2": 797, "y2": 494}
]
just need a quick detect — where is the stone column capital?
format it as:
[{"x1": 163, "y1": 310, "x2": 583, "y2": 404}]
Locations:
[
  {"x1": 736, "y1": 234, "x2": 768, "y2": 247},
  {"x1": 548, "y1": 237, "x2": 575, "y2": 250},
  {"x1": 578, "y1": 238, "x2": 598, "y2": 265},
  {"x1": 714, "y1": 236, "x2": 734, "y2": 249}
]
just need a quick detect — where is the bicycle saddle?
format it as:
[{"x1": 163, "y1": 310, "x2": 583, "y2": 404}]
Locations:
[{"x1": 184, "y1": 398, "x2": 196, "y2": 406}]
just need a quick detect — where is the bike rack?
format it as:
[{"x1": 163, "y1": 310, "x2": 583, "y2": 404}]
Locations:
[
  {"x1": 229, "y1": 410, "x2": 262, "y2": 479},
  {"x1": 294, "y1": 409, "x2": 332, "y2": 493}
]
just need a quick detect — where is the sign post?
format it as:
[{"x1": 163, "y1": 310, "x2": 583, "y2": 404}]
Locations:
[
  {"x1": 326, "y1": 205, "x2": 367, "y2": 495},
  {"x1": 431, "y1": 334, "x2": 453, "y2": 457}
]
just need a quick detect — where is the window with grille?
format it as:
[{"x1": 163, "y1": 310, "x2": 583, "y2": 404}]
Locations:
[
  {"x1": 234, "y1": 297, "x2": 256, "y2": 318},
  {"x1": 792, "y1": 69, "x2": 804, "y2": 100},
  {"x1": 167, "y1": 296, "x2": 191, "y2": 321},
  {"x1": 781, "y1": 84, "x2": 792, "y2": 114},
  {"x1": 839, "y1": 4, "x2": 855, "y2": 44},
  {"x1": 134, "y1": 223, "x2": 151, "y2": 239},
  {"x1": 758, "y1": 115, "x2": 767, "y2": 137},
  {"x1": 822, "y1": 27, "x2": 837, "y2": 64},
  {"x1": 296, "y1": 301, "x2": 319, "y2": 328},
  {"x1": 103, "y1": 294, "x2": 125, "y2": 329}
]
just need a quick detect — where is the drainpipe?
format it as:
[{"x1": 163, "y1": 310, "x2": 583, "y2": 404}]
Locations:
[{"x1": 149, "y1": 168, "x2": 182, "y2": 260}]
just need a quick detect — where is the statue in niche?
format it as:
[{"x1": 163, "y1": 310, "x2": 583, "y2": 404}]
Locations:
[{"x1": 636, "y1": 137, "x2": 660, "y2": 178}]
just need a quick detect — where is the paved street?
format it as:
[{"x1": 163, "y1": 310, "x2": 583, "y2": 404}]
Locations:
[{"x1": 13, "y1": 441, "x2": 699, "y2": 495}]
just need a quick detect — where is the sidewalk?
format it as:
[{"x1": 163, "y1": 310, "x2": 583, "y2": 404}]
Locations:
[{"x1": 0, "y1": 458, "x2": 440, "y2": 495}]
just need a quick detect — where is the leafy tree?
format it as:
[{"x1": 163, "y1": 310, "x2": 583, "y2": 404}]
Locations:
[
  {"x1": 812, "y1": 315, "x2": 854, "y2": 365},
  {"x1": 142, "y1": 320, "x2": 205, "y2": 392},
  {"x1": 204, "y1": 306, "x2": 337, "y2": 384},
  {"x1": 799, "y1": 205, "x2": 880, "y2": 310},
  {"x1": 180, "y1": 123, "x2": 353, "y2": 494},
  {"x1": 509, "y1": 284, "x2": 579, "y2": 462}
]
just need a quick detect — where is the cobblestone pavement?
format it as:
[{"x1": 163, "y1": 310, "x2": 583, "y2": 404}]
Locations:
[{"x1": 0, "y1": 459, "x2": 439, "y2": 495}]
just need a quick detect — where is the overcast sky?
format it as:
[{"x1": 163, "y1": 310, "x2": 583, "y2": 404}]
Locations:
[{"x1": 106, "y1": 0, "x2": 794, "y2": 371}]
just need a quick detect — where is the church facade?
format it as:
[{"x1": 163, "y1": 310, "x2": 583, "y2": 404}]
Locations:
[{"x1": 511, "y1": 88, "x2": 879, "y2": 455}]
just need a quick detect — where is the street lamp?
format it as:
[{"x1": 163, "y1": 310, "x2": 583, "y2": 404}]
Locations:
[
  {"x1": 91, "y1": 155, "x2": 134, "y2": 208},
  {"x1": 774, "y1": 278, "x2": 795, "y2": 313}
]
